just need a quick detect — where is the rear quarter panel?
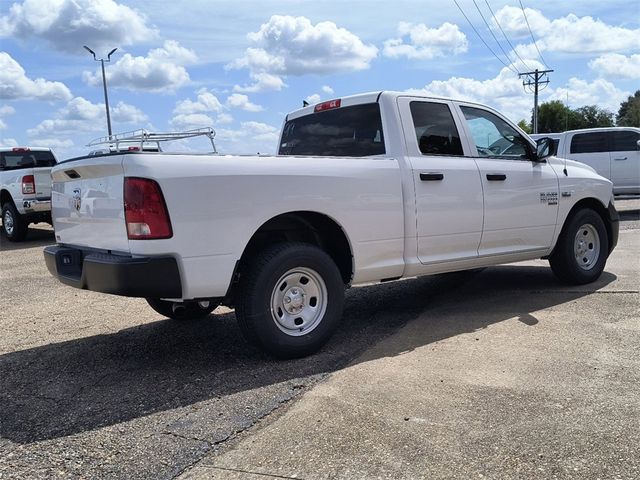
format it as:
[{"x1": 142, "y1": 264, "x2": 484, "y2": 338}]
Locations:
[{"x1": 124, "y1": 153, "x2": 405, "y2": 298}]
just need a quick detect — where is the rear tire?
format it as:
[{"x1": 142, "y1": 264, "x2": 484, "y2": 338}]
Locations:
[
  {"x1": 549, "y1": 208, "x2": 608, "y2": 285},
  {"x1": 1, "y1": 202, "x2": 28, "y2": 242},
  {"x1": 146, "y1": 298, "x2": 218, "y2": 320},
  {"x1": 235, "y1": 242, "x2": 345, "y2": 359}
]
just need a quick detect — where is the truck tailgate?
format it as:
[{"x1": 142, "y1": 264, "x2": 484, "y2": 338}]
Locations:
[
  {"x1": 33, "y1": 167, "x2": 53, "y2": 198},
  {"x1": 51, "y1": 156, "x2": 129, "y2": 252}
]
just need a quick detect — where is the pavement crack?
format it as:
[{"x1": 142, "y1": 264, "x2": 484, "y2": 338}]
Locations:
[{"x1": 204, "y1": 466, "x2": 305, "y2": 479}]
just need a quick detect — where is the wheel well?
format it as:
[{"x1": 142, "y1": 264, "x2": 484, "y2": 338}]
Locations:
[
  {"x1": 562, "y1": 198, "x2": 614, "y2": 253},
  {"x1": 0, "y1": 189, "x2": 13, "y2": 207},
  {"x1": 238, "y1": 211, "x2": 353, "y2": 285}
]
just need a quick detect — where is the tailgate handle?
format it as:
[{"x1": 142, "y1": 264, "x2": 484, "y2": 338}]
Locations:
[
  {"x1": 65, "y1": 169, "x2": 81, "y2": 179},
  {"x1": 420, "y1": 172, "x2": 444, "y2": 181},
  {"x1": 613, "y1": 157, "x2": 627, "y2": 161},
  {"x1": 486, "y1": 173, "x2": 506, "y2": 181}
]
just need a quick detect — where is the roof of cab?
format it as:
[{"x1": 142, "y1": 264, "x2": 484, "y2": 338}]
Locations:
[{"x1": 0, "y1": 146, "x2": 53, "y2": 152}]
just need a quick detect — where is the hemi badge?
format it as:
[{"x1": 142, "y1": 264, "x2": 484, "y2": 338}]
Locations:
[{"x1": 561, "y1": 191, "x2": 573, "y2": 197}]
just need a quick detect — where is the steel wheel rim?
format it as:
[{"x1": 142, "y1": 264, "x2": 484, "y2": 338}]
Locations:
[
  {"x1": 574, "y1": 223, "x2": 600, "y2": 271},
  {"x1": 3, "y1": 210, "x2": 14, "y2": 235},
  {"x1": 270, "y1": 267, "x2": 327, "y2": 337}
]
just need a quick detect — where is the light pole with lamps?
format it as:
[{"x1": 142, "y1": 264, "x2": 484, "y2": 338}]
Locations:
[{"x1": 83, "y1": 45, "x2": 117, "y2": 139}]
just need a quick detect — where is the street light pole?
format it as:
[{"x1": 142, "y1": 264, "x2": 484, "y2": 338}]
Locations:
[{"x1": 84, "y1": 46, "x2": 118, "y2": 139}]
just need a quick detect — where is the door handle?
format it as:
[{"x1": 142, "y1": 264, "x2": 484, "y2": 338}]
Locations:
[
  {"x1": 613, "y1": 157, "x2": 627, "y2": 161},
  {"x1": 486, "y1": 173, "x2": 506, "y2": 181},
  {"x1": 420, "y1": 172, "x2": 444, "y2": 181}
]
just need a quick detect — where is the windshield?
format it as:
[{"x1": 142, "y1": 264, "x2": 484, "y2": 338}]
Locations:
[
  {"x1": 0, "y1": 151, "x2": 57, "y2": 170},
  {"x1": 279, "y1": 103, "x2": 385, "y2": 157}
]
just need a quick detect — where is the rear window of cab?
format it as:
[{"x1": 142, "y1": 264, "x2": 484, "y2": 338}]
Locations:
[
  {"x1": 0, "y1": 150, "x2": 57, "y2": 170},
  {"x1": 279, "y1": 103, "x2": 385, "y2": 157}
]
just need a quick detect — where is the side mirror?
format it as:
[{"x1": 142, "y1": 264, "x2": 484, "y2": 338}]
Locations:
[{"x1": 535, "y1": 137, "x2": 555, "y2": 161}]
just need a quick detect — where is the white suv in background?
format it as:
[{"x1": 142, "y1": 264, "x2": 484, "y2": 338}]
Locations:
[
  {"x1": 0, "y1": 147, "x2": 58, "y2": 241},
  {"x1": 531, "y1": 127, "x2": 640, "y2": 195}
]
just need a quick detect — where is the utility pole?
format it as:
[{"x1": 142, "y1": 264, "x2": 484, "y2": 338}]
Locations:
[
  {"x1": 519, "y1": 68, "x2": 553, "y2": 134},
  {"x1": 83, "y1": 46, "x2": 118, "y2": 139}
]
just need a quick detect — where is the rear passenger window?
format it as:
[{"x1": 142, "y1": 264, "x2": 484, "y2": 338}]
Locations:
[
  {"x1": 409, "y1": 102, "x2": 463, "y2": 156},
  {"x1": 611, "y1": 130, "x2": 640, "y2": 151},
  {"x1": 570, "y1": 133, "x2": 609, "y2": 154}
]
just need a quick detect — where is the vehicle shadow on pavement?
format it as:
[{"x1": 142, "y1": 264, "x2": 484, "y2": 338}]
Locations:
[
  {"x1": 0, "y1": 265, "x2": 615, "y2": 444},
  {"x1": 0, "y1": 226, "x2": 55, "y2": 251}
]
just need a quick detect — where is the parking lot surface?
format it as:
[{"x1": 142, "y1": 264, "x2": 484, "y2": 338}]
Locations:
[{"x1": 1, "y1": 199, "x2": 638, "y2": 479}]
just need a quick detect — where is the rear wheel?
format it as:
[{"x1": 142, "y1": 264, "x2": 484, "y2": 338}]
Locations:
[
  {"x1": 146, "y1": 298, "x2": 218, "y2": 320},
  {"x1": 1, "y1": 202, "x2": 28, "y2": 242},
  {"x1": 549, "y1": 208, "x2": 608, "y2": 285},
  {"x1": 235, "y1": 242, "x2": 345, "y2": 358}
]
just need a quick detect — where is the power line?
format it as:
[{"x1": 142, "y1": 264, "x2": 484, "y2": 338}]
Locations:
[
  {"x1": 518, "y1": 0, "x2": 549, "y2": 68},
  {"x1": 484, "y1": 0, "x2": 533, "y2": 71},
  {"x1": 452, "y1": 0, "x2": 520, "y2": 75},
  {"x1": 471, "y1": 0, "x2": 521, "y2": 73}
]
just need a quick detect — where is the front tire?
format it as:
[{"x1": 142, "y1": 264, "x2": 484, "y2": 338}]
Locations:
[
  {"x1": 236, "y1": 242, "x2": 345, "y2": 359},
  {"x1": 549, "y1": 208, "x2": 608, "y2": 285},
  {"x1": 146, "y1": 298, "x2": 218, "y2": 320},
  {"x1": 1, "y1": 202, "x2": 28, "y2": 242}
]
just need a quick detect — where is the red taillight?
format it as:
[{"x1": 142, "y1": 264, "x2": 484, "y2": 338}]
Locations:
[
  {"x1": 127, "y1": 146, "x2": 140, "y2": 151},
  {"x1": 314, "y1": 99, "x2": 341, "y2": 112},
  {"x1": 22, "y1": 175, "x2": 35, "y2": 194},
  {"x1": 124, "y1": 177, "x2": 172, "y2": 239},
  {"x1": 13, "y1": 147, "x2": 30, "y2": 152}
]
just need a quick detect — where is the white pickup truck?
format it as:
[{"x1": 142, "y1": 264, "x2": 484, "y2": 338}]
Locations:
[
  {"x1": 44, "y1": 92, "x2": 619, "y2": 357},
  {"x1": 1, "y1": 147, "x2": 57, "y2": 241}
]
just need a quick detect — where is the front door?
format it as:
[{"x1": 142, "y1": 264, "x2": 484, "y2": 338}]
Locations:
[
  {"x1": 456, "y1": 104, "x2": 559, "y2": 256},
  {"x1": 610, "y1": 129, "x2": 640, "y2": 194},
  {"x1": 398, "y1": 97, "x2": 483, "y2": 264}
]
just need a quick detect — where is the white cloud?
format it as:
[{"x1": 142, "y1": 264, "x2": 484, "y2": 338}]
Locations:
[
  {"x1": 494, "y1": 6, "x2": 640, "y2": 54},
  {"x1": 28, "y1": 96, "x2": 147, "y2": 136},
  {"x1": 549, "y1": 78, "x2": 628, "y2": 114},
  {"x1": 173, "y1": 89, "x2": 224, "y2": 115},
  {"x1": 216, "y1": 121, "x2": 279, "y2": 154},
  {"x1": 83, "y1": 41, "x2": 197, "y2": 92},
  {"x1": 0, "y1": 105, "x2": 15, "y2": 129},
  {"x1": 0, "y1": 52, "x2": 72, "y2": 101},
  {"x1": 589, "y1": 54, "x2": 640, "y2": 80},
  {"x1": 233, "y1": 72, "x2": 287, "y2": 93},
  {"x1": 170, "y1": 113, "x2": 216, "y2": 131},
  {"x1": 321, "y1": 85, "x2": 334, "y2": 95},
  {"x1": 217, "y1": 113, "x2": 233, "y2": 124},
  {"x1": 0, "y1": 0, "x2": 156, "y2": 53},
  {"x1": 226, "y1": 93, "x2": 263, "y2": 112},
  {"x1": 305, "y1": 93, "x2": 321, "y2": 105},
  {"x1": 29, "y1": 138, "x2": 74, "y2": 149},
  {"x1": 383, "y1": 22, "x2": 467, "y2": 59},
  {"x1": 0, "y1": 137, "x2": 18, "y2": 148},
  {"x1": 229, "y1": 15, "x2": 378, "y2": 77}
]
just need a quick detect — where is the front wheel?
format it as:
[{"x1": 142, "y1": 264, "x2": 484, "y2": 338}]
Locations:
[
  {"x1": 236, "y1": 242, "x2": 345, "y2": 359},
  {"x1": 549, "y1": 208, "x2": 609, "y2": 285},
  {"x1": 1, "y1": 202, "x2": 28, "y2": 242},
  {"x1": 146, "y1": 298, "x2": 218, "y2": 320}
]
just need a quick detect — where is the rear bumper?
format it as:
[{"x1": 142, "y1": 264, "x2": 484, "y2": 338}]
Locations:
[
  {"x1": 21, "y1": 198, "x2": 51, "y2": 214},
  {"x1": 44, "y1": 245, "x2": 182, "y2": 298}
]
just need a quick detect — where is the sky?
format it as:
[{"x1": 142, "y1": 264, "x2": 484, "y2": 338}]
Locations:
[{"x1": 0, "y1": 0, "x2": 638, "y2": 158}]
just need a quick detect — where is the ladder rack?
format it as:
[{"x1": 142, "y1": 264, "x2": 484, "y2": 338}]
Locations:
[{"x1": 86, "y1": 127, "x2": 217, "y2": 153}]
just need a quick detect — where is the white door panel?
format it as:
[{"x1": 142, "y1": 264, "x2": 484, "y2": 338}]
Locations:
[{"x1": 476, "y1": 159, "x2": 558, "y2": 255}]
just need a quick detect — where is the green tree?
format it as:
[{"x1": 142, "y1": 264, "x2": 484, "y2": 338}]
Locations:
[
  {"x1": 536, "y1": 101, "x2": 573, "y2": 133},
  {"x1": 517, "y1": 119, "x2": 532, "y2": 134},
  {"x1": 616, "y1": 90, "x2": 640, "y2": 127},
  {"x1": 572, "y1": 105, "x2": 614, "y2": 129}
]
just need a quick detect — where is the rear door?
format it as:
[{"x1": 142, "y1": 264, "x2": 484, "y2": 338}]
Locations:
[
  {"x1": 397, "y1": 97, "x2": 483, "y2": 264},
  {"x1": 610, "y1": 129, "x2": 640, "y2": 194},
  {"x1": 51, "y1": 156, "x2": 129, "y2": 252},
  {"x1": 565, "y1": 131, "x2": 611, "y2": 180},
  {"x1": 456, "y1": 104, "x2": 559, "y2": 256}
]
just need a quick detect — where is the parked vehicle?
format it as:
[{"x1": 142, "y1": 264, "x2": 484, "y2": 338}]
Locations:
[
  {"x1": 1, "y1": 147, "x2": 57, "y2": 241},
  {"x1": 531, "y1": 127, "x2": 640, "y2": 195},
  {"x1": 44, "y1": 92, "x2": 619, "y2": 357}
]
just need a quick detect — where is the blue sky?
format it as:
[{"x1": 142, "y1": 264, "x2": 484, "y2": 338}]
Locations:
[{"x1": 1, "y1": 0, "x2": 638, "y2": 158}]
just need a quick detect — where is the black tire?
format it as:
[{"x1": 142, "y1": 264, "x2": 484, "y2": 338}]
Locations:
[
  {"x1": 146, "y1": 298, "x2": 218, "y2": 320},
  {"x1": 1, "y1": 202, "x2": 28, "y2": 242},
  {"x1": 549, "y1": 208, "x2": 609, "y2": 285},
  {"x1": 236, "y1": 242, "x2": 345, "y2": 359}
]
